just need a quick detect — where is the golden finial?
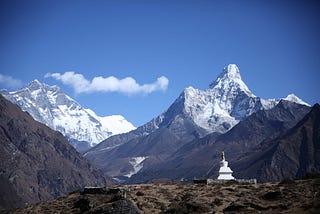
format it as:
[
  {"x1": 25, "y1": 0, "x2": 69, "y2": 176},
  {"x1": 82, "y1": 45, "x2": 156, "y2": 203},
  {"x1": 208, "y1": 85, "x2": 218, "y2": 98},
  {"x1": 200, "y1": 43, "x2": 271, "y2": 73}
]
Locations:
[{"x1": 221, "y1": 151, "x2": 225, "y2": 161}]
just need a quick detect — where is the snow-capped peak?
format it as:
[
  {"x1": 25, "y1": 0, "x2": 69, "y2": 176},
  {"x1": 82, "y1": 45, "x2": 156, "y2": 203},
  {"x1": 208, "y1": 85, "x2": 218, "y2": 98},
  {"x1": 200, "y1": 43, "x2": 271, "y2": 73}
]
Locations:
[
  {"x1": 284, "y1": 93, "x2": 310, "y2": 106},
  {"x1": 25, "y1": 79, "x2": 60, "y2": 95},
  {"x1": 26, "y1": 79, "x2": 44, "y2": 90},
  {"x1": 178, "y1": 64, "x2": 311, "y2": 135},
  {"x1": 177, "y1": 65, "x2": 259, "y2": 133},
  {"x1": 85, "y1": 108, "x2": 136, "y2": 135},
  {"x1": 28, "y1": 79, "x2": 53, "y2": 89},
  {"x1": 209, "y1": 64, "x2": 254, "y2": 97},
  {"x1": 30, "y1": 79, "x2": 41, "y2": 85},
  {"x1": 221, "y1": 64, "x2": 241, "y2": 79},
  {"x1": 1, "y1": 80, "x2": 136, "y2": 151}
]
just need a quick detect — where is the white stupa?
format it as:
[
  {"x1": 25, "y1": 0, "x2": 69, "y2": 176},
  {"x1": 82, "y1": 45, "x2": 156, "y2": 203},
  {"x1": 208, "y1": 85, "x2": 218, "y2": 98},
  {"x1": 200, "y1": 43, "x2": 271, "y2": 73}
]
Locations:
[{"x1": 217, "y1": 151, "x2": 235, "y2": 180}]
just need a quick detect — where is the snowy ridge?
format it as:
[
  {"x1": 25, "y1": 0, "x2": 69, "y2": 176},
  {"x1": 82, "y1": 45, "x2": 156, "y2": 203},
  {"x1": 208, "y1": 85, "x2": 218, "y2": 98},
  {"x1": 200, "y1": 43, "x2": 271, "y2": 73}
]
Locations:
[
  {"x1": 178, "y1": 64, "x2": 309, "y2": 133},
  {"x1": 135, "y1": 64, "x2": 309, "y2": 136},
  {"x1": 284, "y1": 94, "x2": 310, "y2": 106},
  {"x1": 85, "y1": 109, "x2": 136, "y2": 135},
  {"x1": 1, "y1": 80, "x2": 136, "y2": 149},
  {"x1": 209, "y1": 64, "x2": 254, "y2": 97}
]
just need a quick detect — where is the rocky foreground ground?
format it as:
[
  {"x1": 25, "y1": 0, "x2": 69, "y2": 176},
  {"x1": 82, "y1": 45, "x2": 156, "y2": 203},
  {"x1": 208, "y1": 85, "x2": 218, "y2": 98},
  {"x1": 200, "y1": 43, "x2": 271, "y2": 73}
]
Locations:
[{"x1": 4, "y1": 177, "x2": 320, "y2": 214}]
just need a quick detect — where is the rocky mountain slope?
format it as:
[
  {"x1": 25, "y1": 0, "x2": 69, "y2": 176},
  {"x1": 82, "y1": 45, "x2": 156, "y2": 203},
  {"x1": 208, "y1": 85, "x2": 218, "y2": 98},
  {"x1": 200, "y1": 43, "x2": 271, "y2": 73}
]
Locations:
[
  {"x1": 7, "y1": 177, "x2": 320, "y2": 213},
  {"x1": 85, "y1": 64, "x2": 309, "y2": 181},
  {"x1": 234, "y1": 103, "x2": 320, "y2": 182},
  {"x1": 0, "y1": 95, "x2": 114, "y2": 210},
  {"x1": 129, "y1": 100, "x2": 312, "y2": 183},
  {"x1": 1, "y1": 80, "x2": 135, "y2": 152}
]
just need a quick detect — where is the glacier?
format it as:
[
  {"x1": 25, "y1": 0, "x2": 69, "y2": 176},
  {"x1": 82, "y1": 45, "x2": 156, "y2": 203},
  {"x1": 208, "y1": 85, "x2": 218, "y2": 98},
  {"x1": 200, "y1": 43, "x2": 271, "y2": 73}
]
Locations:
[{"x1": 124, "y1": 156, "x2": 148, "y2": 178}]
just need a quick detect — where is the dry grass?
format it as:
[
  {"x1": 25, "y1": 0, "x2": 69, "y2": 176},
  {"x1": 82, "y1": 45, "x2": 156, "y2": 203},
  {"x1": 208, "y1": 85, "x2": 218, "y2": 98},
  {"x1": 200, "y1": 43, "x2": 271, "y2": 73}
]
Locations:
[{"x1": 6, "y1": 178, "x2": 320, "y2": 214}]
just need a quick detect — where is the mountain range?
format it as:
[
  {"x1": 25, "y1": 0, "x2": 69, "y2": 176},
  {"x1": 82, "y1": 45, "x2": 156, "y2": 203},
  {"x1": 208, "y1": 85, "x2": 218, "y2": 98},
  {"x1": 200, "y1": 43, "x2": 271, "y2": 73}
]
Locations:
[
  {"x1": 84, "y1": 64, "x2": 315, "y2": 183},
  {"x1": 1, "y1": 63, "x2": 317, "y2": 186},
  {"x1": 0, "y1": 94, "x2": 114, "y2": 210},
  {"x1": 0, "y1": 80, "x2": 135, "y2": 152},
  {"x1": 1, "y1": 63, "x2": 318, "y2": 212},
  {"x1": 128, "y1": 100, "x2": 315, "y2": 183}
]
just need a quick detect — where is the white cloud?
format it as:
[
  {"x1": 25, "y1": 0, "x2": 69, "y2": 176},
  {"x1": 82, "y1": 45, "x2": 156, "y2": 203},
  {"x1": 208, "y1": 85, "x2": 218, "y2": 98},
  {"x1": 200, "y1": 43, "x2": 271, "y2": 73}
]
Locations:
[
  {"x1": 0, "y1": 74, "x2": 22, "y2": 89},
  {"x1": 45, "y1": 71, "x2": 169, "y2": 95}
]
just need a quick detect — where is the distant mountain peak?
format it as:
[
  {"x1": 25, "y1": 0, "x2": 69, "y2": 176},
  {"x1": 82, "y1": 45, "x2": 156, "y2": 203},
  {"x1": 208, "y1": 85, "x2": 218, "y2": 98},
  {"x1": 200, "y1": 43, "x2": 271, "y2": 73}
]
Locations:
[
  {"x1": 176, "y1": 65, "x2": 260, "y2": 133},
  {"x1": 26, "y1": 79, "x2": 60, "y2": 93},
  {"x1": 209, "y1": 64, "x2": 253, "y2": 97},
  {"x1": 31, "y1": 79, "x2": 41, "y2": 85},
  {"x1": 284, "y1": 93, "x2": 310, "y2": 106},
  {"x1": 27, "y1": 79, "x2": 43, "y2": 90},
  {"x1": 1, "y1": 80, "x2": 135, "y2": 152},
  {"x1": 222, "y1": 64, "x2": 241, "y2": 78}
]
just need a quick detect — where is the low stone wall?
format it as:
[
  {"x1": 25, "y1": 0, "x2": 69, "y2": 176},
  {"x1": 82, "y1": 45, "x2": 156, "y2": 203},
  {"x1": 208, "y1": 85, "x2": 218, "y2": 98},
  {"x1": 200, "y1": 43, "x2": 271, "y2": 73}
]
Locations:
[
  {"x1": 235, "y1": 179, "x2": 257, "y2": 184},
  {"x1": 193, "y1": 178, "x2": 257, "y2": 184}
]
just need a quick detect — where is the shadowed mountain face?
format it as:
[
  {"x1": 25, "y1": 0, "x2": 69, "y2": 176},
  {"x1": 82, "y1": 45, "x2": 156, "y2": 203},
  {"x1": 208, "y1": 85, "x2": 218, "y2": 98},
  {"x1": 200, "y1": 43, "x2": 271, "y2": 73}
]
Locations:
[
  {"x1": 0, "y1": 95, "x2": 114, "y2": 210},
  {"x1": 234, "y1": 103, "x2": 320, "y2": 182},
  {"x1": 128, "y1": 101, "x2": 313, "y2": 183}
]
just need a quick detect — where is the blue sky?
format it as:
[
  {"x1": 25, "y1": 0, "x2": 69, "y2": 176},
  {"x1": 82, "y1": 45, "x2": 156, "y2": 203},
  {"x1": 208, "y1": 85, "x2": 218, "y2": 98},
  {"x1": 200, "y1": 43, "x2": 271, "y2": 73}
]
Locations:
[{"x1": 1, "y1": 0, "x2": 319, "y2": 127}]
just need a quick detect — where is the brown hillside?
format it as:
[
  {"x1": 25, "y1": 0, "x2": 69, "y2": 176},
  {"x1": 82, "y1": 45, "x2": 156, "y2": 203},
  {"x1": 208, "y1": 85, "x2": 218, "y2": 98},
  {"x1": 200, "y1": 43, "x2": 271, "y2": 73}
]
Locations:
[{"x1": 7, "y1": 178, "x2": 320, "y2": 214}]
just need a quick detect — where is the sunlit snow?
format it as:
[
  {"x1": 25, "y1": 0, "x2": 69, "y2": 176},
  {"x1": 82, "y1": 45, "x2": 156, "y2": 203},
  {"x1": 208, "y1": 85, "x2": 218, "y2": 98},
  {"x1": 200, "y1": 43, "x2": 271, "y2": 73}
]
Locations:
[
  {"x1": 1, "y1": 80, "x2": 136, "y2": 148},
  {"x1": 179, "y1": 64, "x2": 308, "y2": 134}
]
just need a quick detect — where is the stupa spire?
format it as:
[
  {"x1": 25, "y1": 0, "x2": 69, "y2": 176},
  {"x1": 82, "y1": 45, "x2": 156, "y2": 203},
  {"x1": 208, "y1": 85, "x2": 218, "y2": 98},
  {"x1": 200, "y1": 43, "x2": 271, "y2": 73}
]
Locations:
[{"x1": 221, "y1": 151, "x2": 225, "y2": 161}]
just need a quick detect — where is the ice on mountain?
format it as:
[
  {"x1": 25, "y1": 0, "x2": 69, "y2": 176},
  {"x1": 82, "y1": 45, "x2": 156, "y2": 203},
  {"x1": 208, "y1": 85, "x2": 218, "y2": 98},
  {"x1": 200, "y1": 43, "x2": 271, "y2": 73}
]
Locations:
[
  {"x1": 125, "y1": 156, "x2": 148, "y2": 178},
  {"x1": 85, "y1": 109, "x2": 136, "y2": 135},
  {"x1": 209, "y1": 64, "x2": 254, "y2": 97},
  {"x1": 1, "y1": 80, "x2": 136, "y2": 149},
  {"x1": 179, "y1": 64, "x2": 308, "y2": 134},
  {"x1": 284, "y1": 93, "x2": 310, "y2": 106}
]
